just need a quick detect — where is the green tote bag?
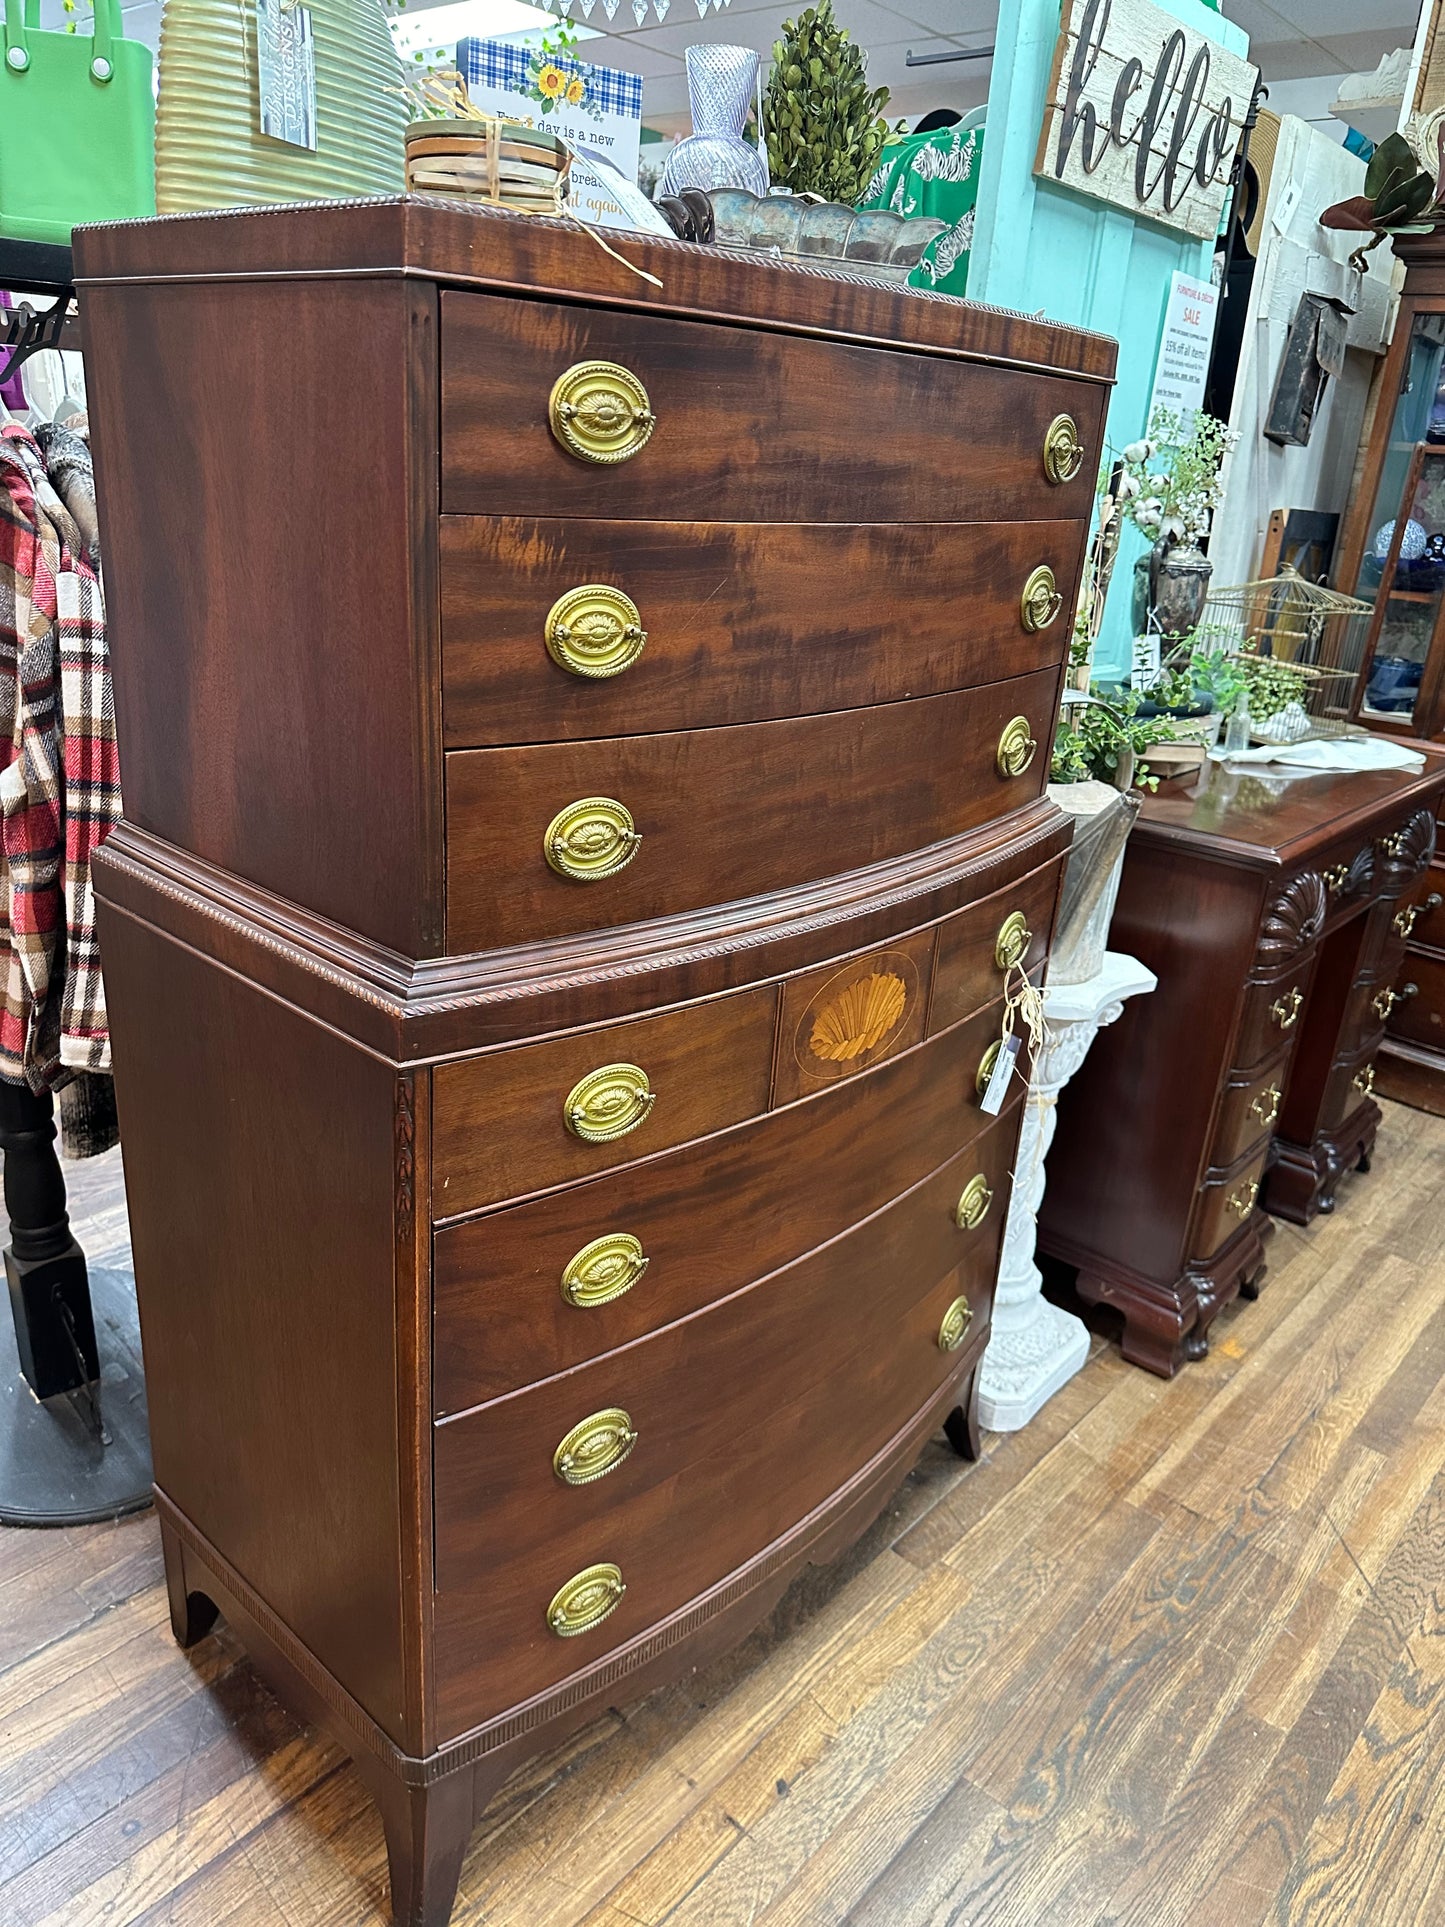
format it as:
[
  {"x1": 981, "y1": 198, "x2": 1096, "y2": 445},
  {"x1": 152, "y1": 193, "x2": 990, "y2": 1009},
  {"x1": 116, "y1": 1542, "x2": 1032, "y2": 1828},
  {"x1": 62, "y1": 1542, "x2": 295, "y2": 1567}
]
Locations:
[{"x1": 0, "y1": 0, "x2": 156, "y2": 246}]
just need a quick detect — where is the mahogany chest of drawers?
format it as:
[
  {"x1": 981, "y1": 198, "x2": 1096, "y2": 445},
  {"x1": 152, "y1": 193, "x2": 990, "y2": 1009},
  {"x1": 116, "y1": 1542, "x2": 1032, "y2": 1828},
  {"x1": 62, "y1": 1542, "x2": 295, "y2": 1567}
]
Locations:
[
  {"x1": 1039, "y1": 753, "x2": 1445, "y2": 1377},
  {"x1": 77, "y1": 200, "x2": 1112, "y2": 1926}
]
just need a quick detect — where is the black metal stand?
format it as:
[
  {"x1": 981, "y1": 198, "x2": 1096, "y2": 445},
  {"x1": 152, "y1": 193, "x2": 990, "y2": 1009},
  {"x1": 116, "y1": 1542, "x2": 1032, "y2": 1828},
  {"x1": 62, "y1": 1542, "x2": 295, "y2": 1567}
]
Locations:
[
  {"x1": 0, "y1": 1085, "x2": 151, "y2": 1526},
  {"x1": 0, "y1": 235, "x2": 77, "y2": 385}
]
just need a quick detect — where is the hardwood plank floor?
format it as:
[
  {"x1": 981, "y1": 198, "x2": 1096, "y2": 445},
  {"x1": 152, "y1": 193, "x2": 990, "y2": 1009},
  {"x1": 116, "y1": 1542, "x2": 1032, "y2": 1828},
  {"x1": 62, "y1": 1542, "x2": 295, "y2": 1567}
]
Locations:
[{"x1": 2, "y1": 1103, "x2": 1443, "y2": 1926}]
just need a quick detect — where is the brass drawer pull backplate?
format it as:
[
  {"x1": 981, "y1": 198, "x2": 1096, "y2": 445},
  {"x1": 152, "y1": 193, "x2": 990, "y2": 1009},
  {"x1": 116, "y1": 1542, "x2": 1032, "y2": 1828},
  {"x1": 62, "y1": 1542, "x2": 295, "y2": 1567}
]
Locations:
[
  {"x1": 1227, "y1": 1179, "x2": 1260, "y2": 1220},
  {"x1": 1020, "y1": 565, "x2": 1064, "y2": 634},
  {"x1": 1249, "y1": 1084, "x2": 1281, "y2": 1129},
  {"x1": 1043, "y1": 413, "x2": 1084, "y2": 485},
  {"x1": 560, "y1": 1231, "x2": 649, "y2": 1308},
  {"x1": 547, "y1": 1563, "x2": 626, "y2": 1638},
  {"x1": 1355, "y1": 1064, "x2": 1376, "y2": 1098},
  {"x1": 545, "y1": 584, "x2": 647, "y2": 679},
  {"x1": 564, "y1": 1062, "x2": 656, "y2": 1143},
  {"x1": 955, "y1": 1173, "x2": 993, "y2": 1230},
  {"x1": 545, "y1": 796, "x2": 641, "y2": 881},
  {"x1": 938, "y1": 1294, "x2": 974, "y2": 1352},
  {"x1": 553, "y1": 1407, "x2": 638, "y2": 1486},
  {"x1": 548, "y1": 361, "x2": 656, "y2": 465},
  {"x1": 994, "y1": 910, "x2": 1032, "y2": 972},
  {"x1": 1270, "y1": 985, "x2": 1303, "y2": 1031},
  {"x1": 975, "y1": 1039, "x2": 1002, "y2": 1099},
  {"x1": 996, "y1": 715, "x2": 1038, "y2": 779}
]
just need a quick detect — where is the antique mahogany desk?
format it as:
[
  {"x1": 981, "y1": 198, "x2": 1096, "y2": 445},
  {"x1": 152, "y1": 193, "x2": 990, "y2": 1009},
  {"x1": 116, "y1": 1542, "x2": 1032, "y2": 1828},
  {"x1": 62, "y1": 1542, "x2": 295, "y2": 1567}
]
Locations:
[
  {"x1": 76, "y1": 201, "x2": 1112, "y2": 1925},
  {"x1": 1039, "y1": 753, "x2": 1445, "y2": 1378}
]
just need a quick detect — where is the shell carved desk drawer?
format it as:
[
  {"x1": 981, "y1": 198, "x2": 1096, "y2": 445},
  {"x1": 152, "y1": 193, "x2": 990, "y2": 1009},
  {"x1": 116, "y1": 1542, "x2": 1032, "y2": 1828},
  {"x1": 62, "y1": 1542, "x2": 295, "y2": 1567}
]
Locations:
[
  {"x1": 1039, "y1": 766, "x2": 1445, "y2": 1379},
  {"x1": 80, "y1": 199, "x2": 1113, "y2": 1927}
]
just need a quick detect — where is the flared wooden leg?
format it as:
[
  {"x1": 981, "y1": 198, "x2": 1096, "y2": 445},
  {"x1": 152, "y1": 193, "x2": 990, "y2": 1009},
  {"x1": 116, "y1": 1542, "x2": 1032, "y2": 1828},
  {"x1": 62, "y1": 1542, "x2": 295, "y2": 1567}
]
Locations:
[
  {"x1": 364, "y1": 1764, "x2": 475, "y2": 1927},
  {"x1": 159, "y1": 1516, "x2": 219, "y2": 1649},
  {"x1": 943, "y1": 1360, "x2": 982, "y2": 1462}
]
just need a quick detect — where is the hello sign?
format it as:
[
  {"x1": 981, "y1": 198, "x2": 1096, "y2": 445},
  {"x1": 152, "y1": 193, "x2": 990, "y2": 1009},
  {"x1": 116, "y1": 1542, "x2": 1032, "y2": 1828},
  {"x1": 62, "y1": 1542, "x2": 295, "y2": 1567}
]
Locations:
[{"x1": 1035, "y1": 0, "x2": 1259, "y2": 240}]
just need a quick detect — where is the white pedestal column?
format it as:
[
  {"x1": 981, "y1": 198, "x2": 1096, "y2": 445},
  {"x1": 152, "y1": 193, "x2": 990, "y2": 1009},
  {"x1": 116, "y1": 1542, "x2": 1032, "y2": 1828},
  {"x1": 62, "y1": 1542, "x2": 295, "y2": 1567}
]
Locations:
[{"x1": 978, "y1": 951, "x2": 1157, "y2": 1433}]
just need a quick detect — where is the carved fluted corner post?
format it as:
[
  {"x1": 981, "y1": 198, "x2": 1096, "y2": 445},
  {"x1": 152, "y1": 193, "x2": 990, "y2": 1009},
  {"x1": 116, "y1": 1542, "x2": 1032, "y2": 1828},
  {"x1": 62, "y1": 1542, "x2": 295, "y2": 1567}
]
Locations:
[{"x1": 978, "y1": 952, "x2": 1157, "y2": 1433}]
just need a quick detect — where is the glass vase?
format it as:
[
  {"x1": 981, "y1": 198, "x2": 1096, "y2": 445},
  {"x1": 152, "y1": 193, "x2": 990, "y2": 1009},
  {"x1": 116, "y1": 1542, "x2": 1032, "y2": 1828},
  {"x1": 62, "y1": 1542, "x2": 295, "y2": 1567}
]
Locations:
[
  {"x1": 658, "y1": 45, "x2": 769, "y2": 198},
  {"x1": 155, "y1": 0, "x2": 405, "y2": 215}
]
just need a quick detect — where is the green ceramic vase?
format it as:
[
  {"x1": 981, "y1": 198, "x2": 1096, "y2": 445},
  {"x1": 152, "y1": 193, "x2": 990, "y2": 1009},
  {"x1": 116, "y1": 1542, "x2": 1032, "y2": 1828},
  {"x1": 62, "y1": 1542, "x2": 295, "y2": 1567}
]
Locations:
[{"x1": 155, "y1": 0, "x2": 404, "y2": 214}]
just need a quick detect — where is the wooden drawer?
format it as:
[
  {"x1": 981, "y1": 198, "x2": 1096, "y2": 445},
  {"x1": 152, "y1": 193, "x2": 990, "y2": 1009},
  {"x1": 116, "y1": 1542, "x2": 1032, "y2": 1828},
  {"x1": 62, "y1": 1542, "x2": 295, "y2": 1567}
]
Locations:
[
  {"x1": 1322, "y1": 1036, "x2": 1384, "y2": 1133},
  {"x1": 433, "y1": 991, "x2": 1024, "y2": 1414},
  {"x1": 1210, "y1": 1057, "x2": 1287, "y2": 1171},
  {"x1": 446, "y1": 670, "x2": 1060, "y2": 953},
  {"x1": 1190, "y1": 1140, "x2": 1272, "y2": 1265},
  {"x1": 432, "y1": 984, "x2": 778, "y2": 1215},
  {"x1": 1232, "y1": 962, "x2": 1316, "y2": 1073},
  {"x1": 928, "y1": 855, "x2": 1060, "y2": 1037},
  {"x1": 1385, "y1": 950, "x2": 1445, "y2": 1051},
  {"x1": 1389, "y1": 865, "x2": 1445, "y2": 955},
  {"x1": 439, "y1": 518, "x2": 1086, "y2": 748},
  {"x1": 439, "y1": 292, "x2": 1103, "y2": 526},
  {"x1": 432, "y1": 1123, "x2": 1004, "y2": 1733}
]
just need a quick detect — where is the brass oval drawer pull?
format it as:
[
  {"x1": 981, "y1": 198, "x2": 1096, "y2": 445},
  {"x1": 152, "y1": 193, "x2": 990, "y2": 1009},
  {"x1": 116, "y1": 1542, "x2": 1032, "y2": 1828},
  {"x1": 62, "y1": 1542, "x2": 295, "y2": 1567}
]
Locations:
[
  {"x1": 560, "y1": 1231, "x2": 649, "y2": 1308},
  {"x1": 1227, "y1": 1178, "x2": 1259, "y2": 1220},
  {"x1": 564, "y1": 1063, "x2": 656, "y2": 1143},
  {"x1": 545, "y1": 796, "x2": 641, "y2": 881},
  {"x1": 545, "y1": 584, "x2": 648, "y2": 679},
  {"x1": 548, "y1": 361, "x2": 656, "y2": 465},
  {"x1": 955, "y1": 1174, "x2": 993, "y2": 1230},
  {"x1": 1020, "y1": 565, "x2": 1064, "y2": 634},
  {"x1": 975, "y1": 1039, "x2": 1002, "y2": 1099},
  {"x1": 1270, "y1": 985, "x2": 1303, "y2": 1031},
  {"x1": 1043, "y1": 412, "x2": 1084, "y2": 485},
  {"x1": 937, "y1": 1293, "x2": 974, "y2": 1352},
  {"x1": 1354, "y1": 1064, "x2": 1376, "y2": 1097},
  {"x1": 553, "y1": 1407, "x2": 638, "y2": 1486},
  {"x1": 996, "y1": 715, "x2": 1038, "y2": 780},
  {"x1": 547, "y1": 1562, "x2": 627, "y2": 1638},
  {"x1": 1323, "y1": 862, "x2": 1349, "y2": 894},
  {"x1": 1249, "y1": 1084, "x2": 1281, "y2": 1128},
  {"x1": 994, "y1": 910, "x2": 1032, "y2": 973}
]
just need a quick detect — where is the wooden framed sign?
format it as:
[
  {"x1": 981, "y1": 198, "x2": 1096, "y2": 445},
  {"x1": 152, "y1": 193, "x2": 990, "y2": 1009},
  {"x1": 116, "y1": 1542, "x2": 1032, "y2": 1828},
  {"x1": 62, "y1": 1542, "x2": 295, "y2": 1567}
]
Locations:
[{"x1": 1035, "y1": 0, "x2": 1258, "y2": 240}]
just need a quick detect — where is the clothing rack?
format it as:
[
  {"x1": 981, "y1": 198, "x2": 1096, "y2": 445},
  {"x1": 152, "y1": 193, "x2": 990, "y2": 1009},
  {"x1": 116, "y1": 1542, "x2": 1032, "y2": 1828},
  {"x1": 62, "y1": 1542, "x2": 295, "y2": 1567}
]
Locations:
[
  {"x1": 0, "y1": 240, "x2": 151, "y2": 1525},
  {"x1": 0, "y1": 236, "x2": 79, "y2": 386}
]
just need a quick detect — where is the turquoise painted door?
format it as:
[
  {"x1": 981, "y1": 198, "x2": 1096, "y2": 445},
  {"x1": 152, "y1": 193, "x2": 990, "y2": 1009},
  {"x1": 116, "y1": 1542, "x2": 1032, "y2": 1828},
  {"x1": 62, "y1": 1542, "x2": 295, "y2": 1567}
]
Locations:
[{"x1": 968, "y1": 0, "x2": 1251, "y2": 680}]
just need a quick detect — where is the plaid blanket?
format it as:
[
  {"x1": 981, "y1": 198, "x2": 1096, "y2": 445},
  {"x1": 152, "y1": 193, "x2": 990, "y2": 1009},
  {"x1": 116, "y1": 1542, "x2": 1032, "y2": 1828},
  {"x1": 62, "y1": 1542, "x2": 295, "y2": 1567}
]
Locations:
[{"x1": 0, "y1": 424, "x2": 119, "y2": 1090}]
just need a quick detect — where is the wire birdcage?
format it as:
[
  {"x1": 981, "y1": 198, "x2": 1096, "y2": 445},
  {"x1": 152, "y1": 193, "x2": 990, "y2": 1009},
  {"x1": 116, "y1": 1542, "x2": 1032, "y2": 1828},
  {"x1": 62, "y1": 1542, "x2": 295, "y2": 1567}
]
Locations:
[{"x1": 1197, "y1": 567, "x2": 1373, "y2": 741}]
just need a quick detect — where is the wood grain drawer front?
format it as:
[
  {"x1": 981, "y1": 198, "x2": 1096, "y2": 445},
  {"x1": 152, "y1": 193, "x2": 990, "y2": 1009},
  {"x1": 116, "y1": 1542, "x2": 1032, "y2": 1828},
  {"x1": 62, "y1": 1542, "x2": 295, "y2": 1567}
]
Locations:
[
  {"x1": 1322, "y1": 1041, "x2": 1383, "y2": 1133},
  {"x1": 432, "y1": 1124, "x2": 1007, "y2": 1731},
  {"x1": 433, "y1": 986, "x2": 777, "y2": 1215},
  {"x1": 1210, "y1": 1059, "x2": 1287, "y2": 1171},
  {"x1": 446, "y1": 670, "x2": 1059, "y2": 953},
  {"x1": 928, "y1": 854, "x2": 1061, "y2": 1038},
  {"x1": 434, "y1": 993, "x2": 1019, "y2": 1414},
  {"x1": 1233, "y1": 964, "x2": 1316, "y2": 1074},
  {"x1": 440, "y1": 518, "x2": 1086, "y2": 748},
  {"x1": 1386, "y1": 951, "x2": 1445, "y2": 1050},
  {"x1": 439, "y1": 291, "x2": 1103, "y2": 526},
  {"x1": 1390, "y1": 865, "x2": 1445, "y2": 956},
  {"x1": 1190, "y1": 1141, "x2": 1272, "y2": 1265}
]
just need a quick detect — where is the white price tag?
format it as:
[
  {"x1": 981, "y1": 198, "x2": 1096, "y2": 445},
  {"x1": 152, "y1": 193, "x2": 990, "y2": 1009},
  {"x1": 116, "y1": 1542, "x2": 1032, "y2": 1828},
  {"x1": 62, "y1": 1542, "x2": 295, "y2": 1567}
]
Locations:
[
  {"x1": 256, "y1": 0, "x2": 318, "y2": 152},
  {"x1": 979, "y1": 1034, "x2": 1022, "y2": 1116}
]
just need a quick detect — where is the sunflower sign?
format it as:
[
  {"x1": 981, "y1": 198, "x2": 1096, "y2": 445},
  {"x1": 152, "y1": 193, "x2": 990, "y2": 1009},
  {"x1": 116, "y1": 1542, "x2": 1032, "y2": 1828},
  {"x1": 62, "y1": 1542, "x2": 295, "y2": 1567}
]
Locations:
[{"x1": 457, "y1": 38, "x2": 643, "y2": 186}]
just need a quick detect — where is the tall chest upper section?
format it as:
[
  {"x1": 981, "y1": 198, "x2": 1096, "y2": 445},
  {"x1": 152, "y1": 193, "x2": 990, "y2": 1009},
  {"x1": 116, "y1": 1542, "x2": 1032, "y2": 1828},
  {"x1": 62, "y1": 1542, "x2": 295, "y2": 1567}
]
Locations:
[{"x1": 76, "y1": 205, "x2": 1114, "y2": 962}]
